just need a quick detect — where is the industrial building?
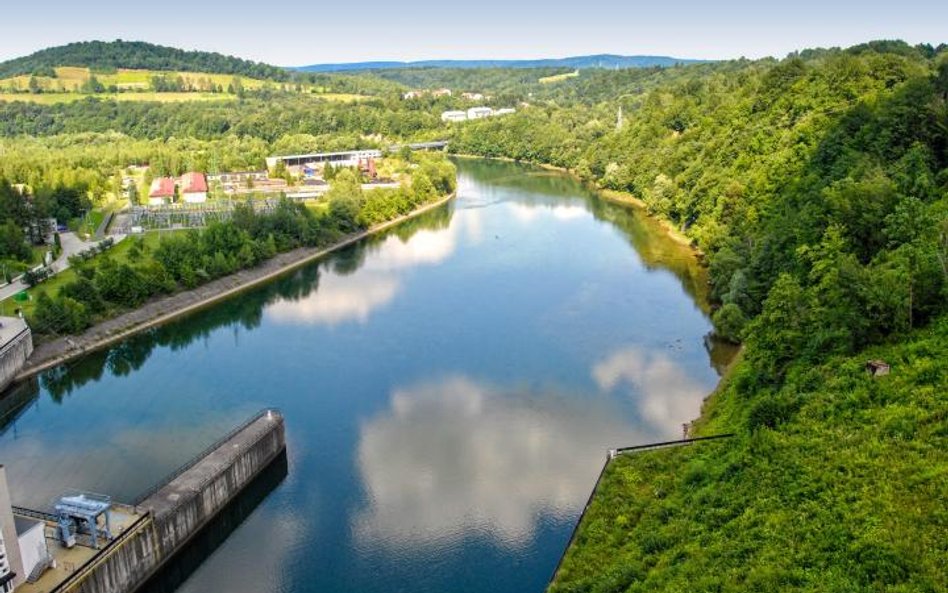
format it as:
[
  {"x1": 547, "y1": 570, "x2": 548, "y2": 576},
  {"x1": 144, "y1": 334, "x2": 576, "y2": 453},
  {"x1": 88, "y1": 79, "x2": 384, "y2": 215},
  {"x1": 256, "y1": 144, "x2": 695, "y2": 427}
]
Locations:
[
  {"x1": 441, "y1": 107, "x2": 515, "y2": 123},
  {"x1": 179, "y1": 172, "x2": 208, "y2": 203},
  {"x1": 265, "y1": 149, "x2": 383, "y2": 171},
  {"x1": 147, "y1": 177, "x2": 176, "y2": 206},
  {"x1": 147, "y1": 172, "x2": 208, "y2": 206},
  {"x1": 441, "y1": 110, "x2": 467, "y2": 123}
]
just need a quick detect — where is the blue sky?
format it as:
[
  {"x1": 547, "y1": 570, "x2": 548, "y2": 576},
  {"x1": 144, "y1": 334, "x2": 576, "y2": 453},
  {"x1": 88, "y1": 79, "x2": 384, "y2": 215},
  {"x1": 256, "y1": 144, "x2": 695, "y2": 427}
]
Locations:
[{"x1": 2, "y1": 0, "x2": 946, "y2": 65}]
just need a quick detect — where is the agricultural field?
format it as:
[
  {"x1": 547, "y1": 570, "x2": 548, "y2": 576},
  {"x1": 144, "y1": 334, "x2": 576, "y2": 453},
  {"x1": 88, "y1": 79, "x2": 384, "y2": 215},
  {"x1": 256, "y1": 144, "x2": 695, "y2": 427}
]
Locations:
[
  {"x1": 0, "y1": 66, "x2": 273, "y2": 92},
  {"x1": 0, "y1": 91, "x2": 237, "y2": 104},
  {"x1": 539, "y1": 69, "x2": 579, "y2": 83}
]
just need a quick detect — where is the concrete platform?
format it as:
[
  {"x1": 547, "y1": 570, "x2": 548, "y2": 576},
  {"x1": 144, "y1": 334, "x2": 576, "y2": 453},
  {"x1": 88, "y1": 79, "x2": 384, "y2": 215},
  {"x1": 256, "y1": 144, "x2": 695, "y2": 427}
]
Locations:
[{"x1": 15, "y1": 505, "x2": 144, "y2": 593}]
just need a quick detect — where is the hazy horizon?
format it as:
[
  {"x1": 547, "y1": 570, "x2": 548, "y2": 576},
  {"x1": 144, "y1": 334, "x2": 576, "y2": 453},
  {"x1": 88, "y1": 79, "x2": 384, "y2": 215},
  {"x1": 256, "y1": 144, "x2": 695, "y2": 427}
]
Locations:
[{"x1": 2, "y1": 0, "x2": 946, "y2": 66}]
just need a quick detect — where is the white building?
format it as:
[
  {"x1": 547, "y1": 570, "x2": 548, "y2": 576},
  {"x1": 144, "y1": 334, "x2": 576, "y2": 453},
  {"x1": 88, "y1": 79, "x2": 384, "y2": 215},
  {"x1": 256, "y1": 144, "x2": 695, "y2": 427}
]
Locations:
[
  {"x1": 179, "y1": 172, "x2": 208, "y2": 204},
  {"x1": 441, "y1": 110, "x2": 467, "y2": 123},
  {"x1": 494, "y1": 108, "x2": 516, "y2": 116},
  {"x1": 15, "y1": 518, "x2": 49, "y2": 585},
  {"x1": 266, "y1": 149, "x2": 382, "y2": 171},
  {"x1": 0, "y1": 467, "x2": 23, "y2": 591},
  {"x1": 467, "y1": 107, "x2": 493, "y2": 120}
]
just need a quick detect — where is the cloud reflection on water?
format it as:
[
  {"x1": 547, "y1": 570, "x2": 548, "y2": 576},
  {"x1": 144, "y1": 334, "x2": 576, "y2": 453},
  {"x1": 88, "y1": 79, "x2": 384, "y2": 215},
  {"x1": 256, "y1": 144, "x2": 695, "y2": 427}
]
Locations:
[
  {"x1": 354, "y1": 376, "x2": 636, "y2": 550},
  {"x1": 592, "y1": 346, "x2": 706, "y2": 437},
  {"x1": 267, "y1": 218, "x2": 465, "y2": 326}
]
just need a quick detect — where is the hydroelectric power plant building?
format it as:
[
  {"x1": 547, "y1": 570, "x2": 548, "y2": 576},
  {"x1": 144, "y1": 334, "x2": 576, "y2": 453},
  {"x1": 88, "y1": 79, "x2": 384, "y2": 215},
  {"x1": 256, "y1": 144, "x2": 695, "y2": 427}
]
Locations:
[{"x1": 0, "y1": 409, "x2": 286, "y2": 593}]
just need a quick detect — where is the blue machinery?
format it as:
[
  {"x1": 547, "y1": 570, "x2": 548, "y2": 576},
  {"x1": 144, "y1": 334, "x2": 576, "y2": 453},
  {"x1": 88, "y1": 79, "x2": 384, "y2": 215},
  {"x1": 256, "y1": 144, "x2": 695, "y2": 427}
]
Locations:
[{"x1": 54, "y1": 491, "x2": 113, "y2": 549}]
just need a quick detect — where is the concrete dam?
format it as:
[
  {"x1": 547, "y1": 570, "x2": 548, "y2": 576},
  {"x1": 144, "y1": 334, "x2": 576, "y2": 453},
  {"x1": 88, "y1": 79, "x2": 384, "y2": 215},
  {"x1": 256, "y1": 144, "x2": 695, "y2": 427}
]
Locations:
[{"x1": 11, "y1": 409, "x2": 286, "y2": 593}]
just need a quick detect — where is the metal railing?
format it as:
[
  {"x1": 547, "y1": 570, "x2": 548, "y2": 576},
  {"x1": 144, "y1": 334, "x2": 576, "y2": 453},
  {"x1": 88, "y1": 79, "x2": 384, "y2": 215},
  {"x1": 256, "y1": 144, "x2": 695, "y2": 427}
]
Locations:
[
  {"x1": 613, "y1": 433, "x2": 735, "y2": 455},
  {"x1": 132, "y1": 408, "x2": 281, "y2": 505},
  {"x1": 11, "y1": 505, "x2": 57, "y2": 522}
]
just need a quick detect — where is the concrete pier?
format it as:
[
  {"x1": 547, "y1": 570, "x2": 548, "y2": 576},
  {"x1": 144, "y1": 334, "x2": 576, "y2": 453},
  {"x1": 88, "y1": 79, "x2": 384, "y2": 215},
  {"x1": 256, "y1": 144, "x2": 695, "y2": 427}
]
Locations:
[{"x1": 26, "y1": 409, "x2": 285, "y2": 593}]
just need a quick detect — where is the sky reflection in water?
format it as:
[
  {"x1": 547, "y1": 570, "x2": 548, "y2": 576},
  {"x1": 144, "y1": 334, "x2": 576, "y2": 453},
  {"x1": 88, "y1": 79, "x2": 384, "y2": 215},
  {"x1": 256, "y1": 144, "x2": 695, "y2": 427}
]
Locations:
[{"x1": 0, "y1": 159, "x2": 724, "y2": 593}]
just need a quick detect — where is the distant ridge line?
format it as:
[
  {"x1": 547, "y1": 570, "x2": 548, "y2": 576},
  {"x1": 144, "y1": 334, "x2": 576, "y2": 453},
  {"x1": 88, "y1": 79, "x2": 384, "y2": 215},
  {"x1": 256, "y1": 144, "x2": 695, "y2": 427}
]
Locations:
[{"x1": 293, "y1": 54, "x2": 709, "y2": 72}]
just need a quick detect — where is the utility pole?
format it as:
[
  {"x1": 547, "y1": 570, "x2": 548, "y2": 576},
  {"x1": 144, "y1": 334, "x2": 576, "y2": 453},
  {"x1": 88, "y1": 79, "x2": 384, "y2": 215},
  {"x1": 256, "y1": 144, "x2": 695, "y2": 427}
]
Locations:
[{"x1": 616, "y1": 105, "x2": 623, "y2": 131}]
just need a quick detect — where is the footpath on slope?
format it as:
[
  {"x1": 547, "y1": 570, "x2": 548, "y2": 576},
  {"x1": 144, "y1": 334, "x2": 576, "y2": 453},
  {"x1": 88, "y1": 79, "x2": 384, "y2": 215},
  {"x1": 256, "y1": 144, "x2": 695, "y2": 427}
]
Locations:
[{"x1": 16, "y1": 193, "x2": 455, "y2": 380}]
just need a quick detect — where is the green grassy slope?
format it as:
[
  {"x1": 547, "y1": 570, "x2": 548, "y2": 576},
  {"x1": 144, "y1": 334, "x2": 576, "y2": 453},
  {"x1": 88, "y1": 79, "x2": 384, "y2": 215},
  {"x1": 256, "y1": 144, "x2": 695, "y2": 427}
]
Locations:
[{"x1": 550, "y1": 316, "x2": 948, "y2": 593}]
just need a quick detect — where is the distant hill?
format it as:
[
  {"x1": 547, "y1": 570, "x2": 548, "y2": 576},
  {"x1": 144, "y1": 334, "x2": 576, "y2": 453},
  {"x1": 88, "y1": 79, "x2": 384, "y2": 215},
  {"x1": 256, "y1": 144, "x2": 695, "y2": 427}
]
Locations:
[
  {"x1": 295, "y1": 54, "x2": 707, "y2": 72},
  {"x1": 0, "y1": 40, "x2": 289, "y2": 80}
]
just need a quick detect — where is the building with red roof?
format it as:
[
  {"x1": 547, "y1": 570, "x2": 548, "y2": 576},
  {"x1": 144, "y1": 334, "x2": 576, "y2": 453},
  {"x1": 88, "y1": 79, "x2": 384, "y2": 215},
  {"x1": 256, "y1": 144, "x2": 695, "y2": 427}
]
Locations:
[
  {"x1": 180, "y1": 172, "x2": 208, "y2": 203},
  {"x1": 148, "y1": 177, "x2": 176, "y2": 206}
]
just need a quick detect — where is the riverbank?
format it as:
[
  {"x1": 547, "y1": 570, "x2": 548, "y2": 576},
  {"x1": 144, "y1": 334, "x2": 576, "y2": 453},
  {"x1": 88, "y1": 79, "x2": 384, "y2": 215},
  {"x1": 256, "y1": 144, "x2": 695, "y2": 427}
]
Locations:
[
  {"x1": 14, "y1": 191, "x2": 455, "y2": 381},
  {"x1": 450, "y1": 154, "x2": 700, "y2": 254}
]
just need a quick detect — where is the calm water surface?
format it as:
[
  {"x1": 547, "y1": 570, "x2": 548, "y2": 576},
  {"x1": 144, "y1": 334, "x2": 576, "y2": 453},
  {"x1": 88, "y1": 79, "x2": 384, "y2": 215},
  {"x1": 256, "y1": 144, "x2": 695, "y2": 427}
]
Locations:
[{"x1": 0, "y1": 159, "x2": 728, "y2": 593}]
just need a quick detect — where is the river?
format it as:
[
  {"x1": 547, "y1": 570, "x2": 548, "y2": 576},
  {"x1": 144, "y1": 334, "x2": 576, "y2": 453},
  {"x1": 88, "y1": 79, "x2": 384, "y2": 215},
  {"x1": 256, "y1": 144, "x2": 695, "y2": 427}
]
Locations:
[{"x1": 0, "y1": 158, "x2": 730, "y2": 593}]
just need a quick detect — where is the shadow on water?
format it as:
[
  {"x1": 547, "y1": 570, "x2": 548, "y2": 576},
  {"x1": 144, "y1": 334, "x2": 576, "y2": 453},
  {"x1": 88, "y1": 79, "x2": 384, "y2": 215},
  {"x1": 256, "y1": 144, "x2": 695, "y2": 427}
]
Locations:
[
  {"x1": 136, "y1": 450, "x2": 289, "y2": 593},
  {"x1": 0, "y1": 377, "x2": 40, "y2": 436}
]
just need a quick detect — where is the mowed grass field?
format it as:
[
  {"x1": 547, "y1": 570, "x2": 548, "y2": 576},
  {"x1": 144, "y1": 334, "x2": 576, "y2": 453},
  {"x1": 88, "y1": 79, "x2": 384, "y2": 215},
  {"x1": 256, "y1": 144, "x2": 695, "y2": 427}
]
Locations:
[
  {"x1": 1, "y1": 66, "x2": 273, "y2": 92},
  {"x1": 539, "y1": 70, "x2": 579, "y2": 84},
  {"x1": 0, "y1": 67, "x2": 370, "y2": 103},
  {"x1": 0, "y1": 91, "x2": 366, "y2": 104},
  {"x1": 0, "y1": 92, "x2": 236, "y2": 104}
]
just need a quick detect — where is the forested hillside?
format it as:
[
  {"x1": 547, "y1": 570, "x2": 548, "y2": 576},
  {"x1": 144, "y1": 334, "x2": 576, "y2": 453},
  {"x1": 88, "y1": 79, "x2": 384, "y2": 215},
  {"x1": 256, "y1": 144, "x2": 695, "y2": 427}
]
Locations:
[
  {"x1": 453, "y1": 41, "x2": 948, "y2": 383},
  {"x1": 0, "y1": 40, "x2": 289, "y2": 80},
  {"x1": 456, "y1": 40, "x2": 947, "y2": 593}
]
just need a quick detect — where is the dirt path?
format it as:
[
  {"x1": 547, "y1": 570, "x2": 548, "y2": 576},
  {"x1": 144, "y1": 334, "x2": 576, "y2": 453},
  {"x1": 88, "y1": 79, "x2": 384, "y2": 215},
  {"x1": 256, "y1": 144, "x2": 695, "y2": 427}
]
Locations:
[{"x1": 16, "y1": 193, "x2": 455, "y2": 381}]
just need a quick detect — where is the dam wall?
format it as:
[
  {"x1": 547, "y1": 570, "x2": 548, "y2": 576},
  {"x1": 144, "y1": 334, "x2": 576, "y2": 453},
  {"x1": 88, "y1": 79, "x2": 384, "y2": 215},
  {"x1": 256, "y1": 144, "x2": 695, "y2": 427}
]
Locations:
[{"x1": 50, "y1": 409, "x2": 286, "y2": 593}]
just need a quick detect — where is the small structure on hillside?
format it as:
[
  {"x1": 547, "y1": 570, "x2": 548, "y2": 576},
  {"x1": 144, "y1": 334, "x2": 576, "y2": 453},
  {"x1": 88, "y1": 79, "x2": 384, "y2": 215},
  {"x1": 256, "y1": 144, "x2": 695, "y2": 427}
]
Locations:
[
  {"x1": 866, "y1": 360, "x2": 890, "y2": 377},
  {"x1": 441, "y1": 110, "x2": 467, "y2": 123},
  {"x1": 467, "y1": 106, "x2": 493, "y2": 119},
  {"x1": 358, "y1": 158, "x2": 378, "y2": 180}
]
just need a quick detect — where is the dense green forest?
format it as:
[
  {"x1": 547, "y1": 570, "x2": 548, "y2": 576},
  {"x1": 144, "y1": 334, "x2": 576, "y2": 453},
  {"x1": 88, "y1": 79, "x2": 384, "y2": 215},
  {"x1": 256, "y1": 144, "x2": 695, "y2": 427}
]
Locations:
[
  {"x1": 0, "y1": 40, "x2": 289, "y2": 80},
  {"x1": 452, "y1": 41, "x2": 948, "y2": 383},
  {"x1": 491, "y1": 41, "x2": 947, "y2": 593}
]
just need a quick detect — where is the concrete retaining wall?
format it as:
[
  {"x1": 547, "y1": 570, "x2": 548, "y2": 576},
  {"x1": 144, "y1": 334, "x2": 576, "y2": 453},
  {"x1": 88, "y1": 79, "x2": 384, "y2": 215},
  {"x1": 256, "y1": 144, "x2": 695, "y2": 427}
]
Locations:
[
  {"x1": 53, "y1": 409, "x2": 286, "y2": 593},
  {"x1": 0, "y1": 320, "x2": 32, "y2": 393}
]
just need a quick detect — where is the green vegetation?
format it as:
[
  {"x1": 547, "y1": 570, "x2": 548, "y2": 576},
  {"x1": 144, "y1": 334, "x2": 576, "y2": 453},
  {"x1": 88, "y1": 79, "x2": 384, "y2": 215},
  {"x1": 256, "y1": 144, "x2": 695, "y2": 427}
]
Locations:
[
  {"x1": 0, "y1": 40, "x2": 289, "y2": 80},
  {"x1": 492, "y1": 40, "x2": 948, "y2": 592},
  {"x1": 0, "y1": 39, "x2": 945, "y2": 586},
  {"x1": 550, "y1": 315, "x2": 947, "y2": 593},
  {"x1": 453, "y1": 41, "x2": 948, "y2": 379},
  {"x1": 25, "y1": 154, "x2": 455, "y2": 337}
]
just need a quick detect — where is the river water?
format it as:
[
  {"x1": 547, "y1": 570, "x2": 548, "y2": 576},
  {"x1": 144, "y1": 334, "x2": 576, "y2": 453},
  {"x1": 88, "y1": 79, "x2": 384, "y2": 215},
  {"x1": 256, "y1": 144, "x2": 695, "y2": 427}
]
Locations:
[{"x1": 0, "y1": 159, "x2": 729, "y2": 593}]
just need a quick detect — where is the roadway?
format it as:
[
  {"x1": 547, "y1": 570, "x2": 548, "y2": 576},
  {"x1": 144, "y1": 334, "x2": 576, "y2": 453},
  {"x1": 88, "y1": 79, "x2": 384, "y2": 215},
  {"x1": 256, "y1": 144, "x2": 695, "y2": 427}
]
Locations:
[{"x1": 0, "y1": 232, "x2": 126, "y2": 302}]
